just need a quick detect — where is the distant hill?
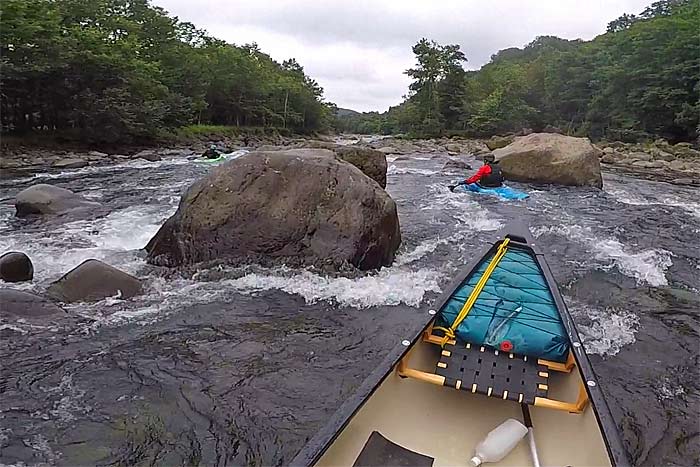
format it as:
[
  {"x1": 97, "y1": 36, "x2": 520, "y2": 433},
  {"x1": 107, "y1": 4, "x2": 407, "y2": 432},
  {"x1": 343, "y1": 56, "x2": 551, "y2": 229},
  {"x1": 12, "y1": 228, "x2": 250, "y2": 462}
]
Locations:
[{"x1": 336, "y1": 108, "x2": 361, "y2": 118}]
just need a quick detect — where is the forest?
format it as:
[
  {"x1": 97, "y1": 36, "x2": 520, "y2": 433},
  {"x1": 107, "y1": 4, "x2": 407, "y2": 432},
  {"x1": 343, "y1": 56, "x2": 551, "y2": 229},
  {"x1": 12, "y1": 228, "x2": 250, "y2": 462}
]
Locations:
[
  {"x1": 1, "y1": 0, "x2": 334, "y2": 143},
  {"x1": 337, "y1": 0, "x2": 699, "y2": 143}
]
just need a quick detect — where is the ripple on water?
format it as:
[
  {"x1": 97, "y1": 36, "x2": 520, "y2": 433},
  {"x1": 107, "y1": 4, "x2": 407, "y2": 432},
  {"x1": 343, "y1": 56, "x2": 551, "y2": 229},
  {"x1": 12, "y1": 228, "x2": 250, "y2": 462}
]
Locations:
[
  {"x1": 567, "y1": 299, "x2": 640, "y2": 356},
  {"x1": 531, "y1": 224, "x2": 672, "y2": 287}
]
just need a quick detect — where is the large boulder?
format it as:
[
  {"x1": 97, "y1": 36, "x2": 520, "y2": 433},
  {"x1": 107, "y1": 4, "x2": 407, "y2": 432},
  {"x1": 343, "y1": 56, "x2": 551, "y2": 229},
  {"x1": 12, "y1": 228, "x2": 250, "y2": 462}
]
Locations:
[
  {"x1": 145, "y1": 149, "x2": 401, "y2": 271},
  {"x1": 14, "y1": 184, "x2": 102, "y2": 217},
  {"x1": 0, "y1": 252, "x2": 33, "y2": 282},
  {"x1": 493, "y1": 133, "x2": 603, "y2": 188},
  {"x1": 47, "y1": 259, "x2": 143, "y2": 303},
  {"x1": 0, "y1": 289, "x2": 65, "y2": 318},
  {"x1": 332, "y1": 146, "x2": 387, "y2": 188}
]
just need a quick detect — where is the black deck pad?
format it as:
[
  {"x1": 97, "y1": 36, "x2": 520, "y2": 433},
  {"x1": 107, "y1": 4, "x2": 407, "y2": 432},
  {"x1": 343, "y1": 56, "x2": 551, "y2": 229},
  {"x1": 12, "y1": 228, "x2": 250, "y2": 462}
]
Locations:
[
  {"x1": 436, "y1": 342, "x2": 549, "y2": 404},
  {"x1": 352, "y1": 431, "x2": 434, "y2": 467}
]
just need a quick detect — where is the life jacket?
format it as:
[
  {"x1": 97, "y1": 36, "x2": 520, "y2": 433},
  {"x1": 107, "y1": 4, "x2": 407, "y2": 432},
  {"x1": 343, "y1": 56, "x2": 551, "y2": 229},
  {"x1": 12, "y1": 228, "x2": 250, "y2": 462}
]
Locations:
[{"x1": 479, "y1": 163, "x2": 504, "y2": 187}]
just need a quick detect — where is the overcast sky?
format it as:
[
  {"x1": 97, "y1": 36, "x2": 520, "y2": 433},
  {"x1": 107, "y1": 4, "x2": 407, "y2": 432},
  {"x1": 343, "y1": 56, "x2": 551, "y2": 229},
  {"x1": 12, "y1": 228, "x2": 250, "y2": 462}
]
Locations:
[{"x1": 155, "y1": 0, "x2": 652, "y2": 112}]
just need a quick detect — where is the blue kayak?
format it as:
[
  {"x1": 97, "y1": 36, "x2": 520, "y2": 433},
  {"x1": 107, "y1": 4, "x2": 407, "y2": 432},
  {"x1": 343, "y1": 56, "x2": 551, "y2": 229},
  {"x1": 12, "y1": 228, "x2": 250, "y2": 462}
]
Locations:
[{"x1": 455, "y1": 182, "x2": 529, "y2": 200}]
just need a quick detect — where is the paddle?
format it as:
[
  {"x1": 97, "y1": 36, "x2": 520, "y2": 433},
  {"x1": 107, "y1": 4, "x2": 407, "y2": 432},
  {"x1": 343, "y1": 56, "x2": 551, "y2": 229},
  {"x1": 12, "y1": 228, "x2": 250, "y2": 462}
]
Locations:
[
  {"x1": 449, "y1": 181, "x2": 467, "y2": 192},
  {"x1": 521, "y1": 403, "x2": 541, "y2": 467}
]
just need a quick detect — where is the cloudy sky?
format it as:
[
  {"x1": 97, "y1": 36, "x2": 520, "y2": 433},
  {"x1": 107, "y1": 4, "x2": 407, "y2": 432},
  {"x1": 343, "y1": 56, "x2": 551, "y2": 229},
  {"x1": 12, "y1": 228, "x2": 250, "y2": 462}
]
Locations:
[{"x1": 155, "y1": 0, "x2": 652, "y2": 112}]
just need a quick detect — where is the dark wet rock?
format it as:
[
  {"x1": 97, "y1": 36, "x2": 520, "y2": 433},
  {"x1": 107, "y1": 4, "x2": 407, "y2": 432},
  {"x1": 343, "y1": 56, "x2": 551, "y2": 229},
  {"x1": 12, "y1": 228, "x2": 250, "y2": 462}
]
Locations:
[
  {"x1": 47, "y1": 259, "x2": 143, "y2": 303},
  {"x1": 332, "y1": 146, "x2": 387, "y2": 188},
  {"x1": 53, "y1": 158, "x2": 88, "y2": 169},
  {"x1": 14, "y1": 184, "x2": 102, "y2": 217},
  {"x1": 493, "y1": 133, "x2": 603, "y2": 188},
  {"x1": 0, "y1": 289, "x2": 65, "y2": 317},
  {"x1": 146, "y1": 149, "x2": 401, "y2": 271},
  {"x1": 0, "y1": 252, "x2": 34, "y2": 282},
  {"x1": 442, "y1": 158, "x2": 472, "y2": 171}
]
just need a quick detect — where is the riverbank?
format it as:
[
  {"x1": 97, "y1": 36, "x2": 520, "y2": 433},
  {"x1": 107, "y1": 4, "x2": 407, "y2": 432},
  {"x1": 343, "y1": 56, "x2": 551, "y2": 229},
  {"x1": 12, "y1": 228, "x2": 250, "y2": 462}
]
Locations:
[{"x1": 0, "y1": 126, "x2": 330, "y2": 178}]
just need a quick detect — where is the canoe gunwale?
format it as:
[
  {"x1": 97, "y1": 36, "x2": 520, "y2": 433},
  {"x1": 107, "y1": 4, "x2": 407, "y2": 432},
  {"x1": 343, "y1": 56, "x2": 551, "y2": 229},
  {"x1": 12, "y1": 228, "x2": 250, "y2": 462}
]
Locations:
[{"x1": 290, "y1": 223, "x2": 630, "y2": 467}]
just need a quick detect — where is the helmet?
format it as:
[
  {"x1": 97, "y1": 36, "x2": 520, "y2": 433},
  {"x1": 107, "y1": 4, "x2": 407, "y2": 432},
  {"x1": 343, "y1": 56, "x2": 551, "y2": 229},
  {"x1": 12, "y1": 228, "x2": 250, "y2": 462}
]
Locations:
[{"x1": 483, "y1": 153, "x2": 495, "y2": 163}]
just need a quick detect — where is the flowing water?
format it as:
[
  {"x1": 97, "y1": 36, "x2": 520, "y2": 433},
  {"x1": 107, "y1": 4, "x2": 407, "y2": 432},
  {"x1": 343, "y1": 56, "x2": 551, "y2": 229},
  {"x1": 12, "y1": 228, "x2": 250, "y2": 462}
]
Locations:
[{"x1": 1, "y1": 145, "x2": 698, "y2": 466}]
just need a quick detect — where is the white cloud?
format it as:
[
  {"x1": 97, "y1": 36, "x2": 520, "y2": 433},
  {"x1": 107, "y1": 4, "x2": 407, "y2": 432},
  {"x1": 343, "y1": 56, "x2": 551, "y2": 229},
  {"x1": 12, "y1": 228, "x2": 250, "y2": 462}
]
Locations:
[{"x1": 155, "y1": 0, "x2": 653, "y2": 112}]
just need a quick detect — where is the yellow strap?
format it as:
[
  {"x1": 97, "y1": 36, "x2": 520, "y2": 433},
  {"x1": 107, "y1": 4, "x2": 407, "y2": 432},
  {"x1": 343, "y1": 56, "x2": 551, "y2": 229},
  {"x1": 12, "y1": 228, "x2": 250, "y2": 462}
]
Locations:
[{"x1": 437, "y1": 238, "x2": 510, "y2": 347}]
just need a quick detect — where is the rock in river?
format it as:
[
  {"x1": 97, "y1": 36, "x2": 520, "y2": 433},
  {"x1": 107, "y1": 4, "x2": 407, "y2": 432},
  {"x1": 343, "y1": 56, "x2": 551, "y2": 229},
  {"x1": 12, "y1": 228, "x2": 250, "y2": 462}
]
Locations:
[
  {"x1": 14, "y1": 184, "x2": 102, "y2": 217},
  {"x1": 332, "y1": 146, "x2": 387, "y2": 188},
  {"x1": 0, "y1": 252, "x2": 34, "y2": 282},
  {"x1": 52, "y1": 158, "x2": 88, "y2": 169},
  {"x1": 493, "y1": 133, "x2": 603, "y2": 188},
  {"x1": 47, "y1": 259, "x2": 143, "y2": 303},
  {"x1": 443, "y1": 158, "x2": 472, "y2": 171},
  {"x1": 0, "y1": 289, "x2": 65, "y2": 317},
  {"x1": 145, "y1": 149, "x2": 402, "y2": 271}
]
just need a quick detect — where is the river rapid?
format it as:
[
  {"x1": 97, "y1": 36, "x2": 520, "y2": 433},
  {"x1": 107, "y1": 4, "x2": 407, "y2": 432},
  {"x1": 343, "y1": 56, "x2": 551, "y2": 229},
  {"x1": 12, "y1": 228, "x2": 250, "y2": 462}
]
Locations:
[{"x1": 0, "y1": 140, "x2": 698, "y2": 466}]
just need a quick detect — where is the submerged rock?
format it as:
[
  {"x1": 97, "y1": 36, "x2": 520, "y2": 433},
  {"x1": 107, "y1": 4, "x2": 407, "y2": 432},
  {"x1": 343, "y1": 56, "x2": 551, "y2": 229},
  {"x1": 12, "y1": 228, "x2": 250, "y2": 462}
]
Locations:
[
  {"x1": 47, "y1": 259, "x2": 143, "y2": 303},
  {"x1": 145, "y1": 149, "x2": 401, "y2": 271},
  {"x1": 493, "y1": 133, "x2": 603, "y2": 188},
  {"x1": 14, "y1": 184, "x2": 102, "y2": 217},
  {"x1": 0, "y1": 289, "x2": 65, "y2": 317},
  {"x1": 0, "y1": 252, "x2": 34, "y2": 282}
]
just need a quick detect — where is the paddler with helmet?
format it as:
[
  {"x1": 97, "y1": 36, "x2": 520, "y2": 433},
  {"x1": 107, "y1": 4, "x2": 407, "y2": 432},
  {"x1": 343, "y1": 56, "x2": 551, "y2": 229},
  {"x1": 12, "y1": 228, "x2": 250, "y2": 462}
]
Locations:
[{"x1": 450, "y1": 153, "x2": 504, "y2": 191}]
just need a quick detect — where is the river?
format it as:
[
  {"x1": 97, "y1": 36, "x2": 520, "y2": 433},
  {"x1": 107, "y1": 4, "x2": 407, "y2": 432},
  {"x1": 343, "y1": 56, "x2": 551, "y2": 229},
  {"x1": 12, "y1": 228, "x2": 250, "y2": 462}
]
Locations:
[{"x1": 0, "y1": 141, "x2": 698, "y2": 466}]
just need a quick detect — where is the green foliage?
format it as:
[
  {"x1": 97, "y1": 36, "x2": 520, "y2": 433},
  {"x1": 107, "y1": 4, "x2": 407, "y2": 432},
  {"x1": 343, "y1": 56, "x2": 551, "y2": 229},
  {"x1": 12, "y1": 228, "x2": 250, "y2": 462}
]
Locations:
[
  {"x1": 0, "y1": 0, "x2": 332, "y2": 143},
  {"x1": 338, "y1": 0, "x2": 699, "y2": 142}
]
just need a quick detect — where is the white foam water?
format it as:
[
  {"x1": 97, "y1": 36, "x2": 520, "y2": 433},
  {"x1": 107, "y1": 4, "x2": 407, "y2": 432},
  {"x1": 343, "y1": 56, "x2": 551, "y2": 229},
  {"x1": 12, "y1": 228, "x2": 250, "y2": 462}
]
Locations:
[
  {"x1": 531, "y1": 224, "x2": 672, "y2": 287},
  {"x1": 424, "y1": 183, "x2": 504, "y2": 233},
  {"x1": 607, "y1": 185, "x2": 700, "y2": 219},
  {"x1": 220, "y1": 266, "x2": 442, "y2": 309},
  {"x1": 0, "y1": 204, "x2": 175, "y2": 283},
  {"x1": 387, "y1": 165, "x2": 438, "y2": 176},
  {"x1": 568, "y1": 300, "x2": 639, "y2": 356}
]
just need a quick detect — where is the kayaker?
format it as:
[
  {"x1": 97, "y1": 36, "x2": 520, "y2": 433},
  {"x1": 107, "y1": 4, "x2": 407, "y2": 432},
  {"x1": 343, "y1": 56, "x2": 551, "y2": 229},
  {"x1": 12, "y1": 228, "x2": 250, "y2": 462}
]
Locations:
[
  {"x1": 453, "y1": 153, "x2": 504, "y2": 190},
  {"x1": 202, "y1": 144, "x2": 220, "y2": 159}
]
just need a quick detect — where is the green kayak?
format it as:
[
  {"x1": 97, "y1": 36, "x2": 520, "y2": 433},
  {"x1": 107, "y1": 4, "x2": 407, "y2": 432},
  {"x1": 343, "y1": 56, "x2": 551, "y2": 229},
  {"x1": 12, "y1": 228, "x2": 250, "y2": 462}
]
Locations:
[{"x1": 198, "y1": 154, "x2": 227, "y2": 163}]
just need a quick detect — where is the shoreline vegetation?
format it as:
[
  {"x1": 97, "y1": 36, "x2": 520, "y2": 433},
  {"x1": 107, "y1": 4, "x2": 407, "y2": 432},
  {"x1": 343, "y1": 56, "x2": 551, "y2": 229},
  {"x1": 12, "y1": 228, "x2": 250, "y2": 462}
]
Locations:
[{"x1": 1, "y1": 0, "x2": 697, "y2": 185}]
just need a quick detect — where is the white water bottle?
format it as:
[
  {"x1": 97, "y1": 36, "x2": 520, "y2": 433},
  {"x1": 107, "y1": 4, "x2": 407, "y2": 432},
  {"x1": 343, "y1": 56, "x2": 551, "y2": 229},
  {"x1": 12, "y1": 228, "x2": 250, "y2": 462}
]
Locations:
[{"x1": 469, "y1": 418, "x2": 528, "y2": 466}]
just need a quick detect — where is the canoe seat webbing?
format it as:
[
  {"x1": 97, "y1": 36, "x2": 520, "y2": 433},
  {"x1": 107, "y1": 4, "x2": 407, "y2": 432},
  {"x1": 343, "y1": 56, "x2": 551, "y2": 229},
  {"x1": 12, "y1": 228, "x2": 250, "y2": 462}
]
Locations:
[
  {"x1": 436, "y1": 342, "x2": 548, "y2": 405},
  {"x1": 353, "y1": 431, "x2": 434, "y2": 467}
]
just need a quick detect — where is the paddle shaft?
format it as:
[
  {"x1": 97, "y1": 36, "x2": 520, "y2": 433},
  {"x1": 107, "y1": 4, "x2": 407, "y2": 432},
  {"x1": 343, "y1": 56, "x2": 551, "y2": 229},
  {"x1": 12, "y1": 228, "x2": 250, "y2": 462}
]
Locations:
[{"x1": 521, "y1": 403, "x2": 541, "y2": 467}]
